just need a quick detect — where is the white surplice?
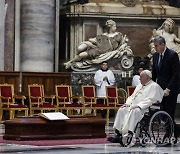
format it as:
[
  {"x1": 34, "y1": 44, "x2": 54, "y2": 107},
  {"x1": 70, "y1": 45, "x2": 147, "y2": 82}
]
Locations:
[
  {"x1": 132, "y1": 75, "x2": 140, "y2": 86},
  {"x1": 94, "y1": 69, "x2": 115, "y2": 97},
  {"x1": 113, "y1": 80, "x2": 164, "y2": 135}
]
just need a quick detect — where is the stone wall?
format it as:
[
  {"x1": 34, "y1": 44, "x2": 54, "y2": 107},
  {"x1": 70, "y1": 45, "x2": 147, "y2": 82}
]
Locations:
[
  {"x1": 61, "y1": 2, "x2": 180, "y2": 66},
  {"x1": 2, "y1": 1, "x2": 180, "y2": 72}
]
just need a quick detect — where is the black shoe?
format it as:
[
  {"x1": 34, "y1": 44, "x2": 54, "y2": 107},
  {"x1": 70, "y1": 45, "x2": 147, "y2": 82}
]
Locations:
[
  {"x1": 173, "y1": 125, "x2": 180, "y2": 144},
  {"x1": 173, "y1": 136, "x2": 178, "y2": 144},
  {"x1": 107, "y1": 135, "x2": 122, "y2": 143},
  {"x1": 165, "y1": 142, "x2": 172, "y2": 146}
]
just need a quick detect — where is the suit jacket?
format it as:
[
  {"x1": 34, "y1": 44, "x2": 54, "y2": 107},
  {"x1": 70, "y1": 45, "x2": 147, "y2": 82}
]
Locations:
[{"x1": 152, "y1": 48, "x2": 180, "y2": 94}]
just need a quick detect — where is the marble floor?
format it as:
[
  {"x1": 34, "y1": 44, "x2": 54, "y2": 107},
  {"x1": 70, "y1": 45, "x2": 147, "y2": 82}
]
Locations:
[{"x1": 0, "y1": 118, "x2": 180, "y2": 154}]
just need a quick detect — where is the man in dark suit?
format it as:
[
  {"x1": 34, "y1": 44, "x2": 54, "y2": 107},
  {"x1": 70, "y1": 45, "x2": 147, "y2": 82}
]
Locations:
[{"x1": 152, "y1": 35, "x2": 180, "y2": 144}]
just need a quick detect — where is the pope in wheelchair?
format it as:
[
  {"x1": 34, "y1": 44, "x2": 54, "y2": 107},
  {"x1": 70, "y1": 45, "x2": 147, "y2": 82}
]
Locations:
[{"x1": 108, "y1": 70, "x2": 174, "y2": 146}]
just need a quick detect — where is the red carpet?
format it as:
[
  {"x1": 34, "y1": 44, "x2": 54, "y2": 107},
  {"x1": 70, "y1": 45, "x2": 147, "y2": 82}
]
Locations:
[{"x1": 0, "y1": 136, "x2": 111, "y2": 146}]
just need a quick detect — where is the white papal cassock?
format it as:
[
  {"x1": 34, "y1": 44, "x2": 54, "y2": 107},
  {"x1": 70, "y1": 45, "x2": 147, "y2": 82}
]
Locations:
[
  {"x1": 113, "y1": 80, "x2": 164, "y2": 135},
  {"x1": 94, "y1": 69, "x2": 115, "y2": 97}
]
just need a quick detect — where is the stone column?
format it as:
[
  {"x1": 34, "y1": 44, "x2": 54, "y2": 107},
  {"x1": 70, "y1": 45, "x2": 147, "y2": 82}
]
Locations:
[
  {"x1": 20, "y1": 0, "x2": 55, "y2": 72},
  {"x1": 5, "y1": 0, "x2": 15, "y2": 71},
  {"x1": 55, "y1": 0, "x2": 60, "y2": 72},
  {"x1": 0, "y1": 0, "x2": 6, "y2": 71},
  {"x1": 15, "y1": 0, "x2": 21, "y2": 71}
]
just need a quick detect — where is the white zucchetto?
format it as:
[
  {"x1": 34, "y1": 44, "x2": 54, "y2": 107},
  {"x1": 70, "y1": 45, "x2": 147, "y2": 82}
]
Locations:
[{"x1": 143, "y1": 70, "x2": 152, "y2": 78}]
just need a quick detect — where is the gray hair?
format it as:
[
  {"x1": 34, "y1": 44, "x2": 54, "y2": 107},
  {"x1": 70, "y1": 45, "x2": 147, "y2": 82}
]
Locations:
[{"x1": 153, "y1": 36, "x2": 166, "y2": 45}]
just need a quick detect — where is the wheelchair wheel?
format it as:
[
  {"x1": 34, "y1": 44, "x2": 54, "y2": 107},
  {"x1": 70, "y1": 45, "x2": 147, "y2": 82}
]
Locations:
[
  {"x1": 148, "y1": 111, "x2": 174, "y2": 146},
  {"x1": 121, "y1": 133, "x2": 133, "y2": 147},
  {"x1": 139, "y1": 131, "x2": 149, "y2": 147}
]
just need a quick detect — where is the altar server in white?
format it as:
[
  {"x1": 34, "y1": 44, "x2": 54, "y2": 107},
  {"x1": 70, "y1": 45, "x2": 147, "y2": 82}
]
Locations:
[
  {"x1": 132, "y1": 67, "x2": 144, "y2": 86},
  {"x1": 94, "y1": 61, "x2": 115, "y2": 97},
  {"x1": 108, "y1": 70, "x2": 163, "y2": 143}
]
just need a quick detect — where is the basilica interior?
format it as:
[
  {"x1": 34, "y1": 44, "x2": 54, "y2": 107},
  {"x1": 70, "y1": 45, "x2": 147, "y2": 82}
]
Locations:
[{"x1": 0, "y1": 0, "x2": 180, "y2": 153}]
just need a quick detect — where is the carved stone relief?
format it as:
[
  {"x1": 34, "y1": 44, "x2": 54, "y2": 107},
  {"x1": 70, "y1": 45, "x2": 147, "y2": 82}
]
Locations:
[
  {"x1": 119, "y1": 0, "x2": 138, "y2": 7},
  {"x1": 149, "y1": 18, "x2": 180, "y2": 60},
  {"x1": 64, "y1": 19, "x2": 134, "y2": 72}
]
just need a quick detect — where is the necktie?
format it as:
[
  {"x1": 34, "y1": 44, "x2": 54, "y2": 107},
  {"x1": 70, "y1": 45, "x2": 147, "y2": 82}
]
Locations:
[{"x1": 158, "y1": 54, "x2": 163, "y2": 69}]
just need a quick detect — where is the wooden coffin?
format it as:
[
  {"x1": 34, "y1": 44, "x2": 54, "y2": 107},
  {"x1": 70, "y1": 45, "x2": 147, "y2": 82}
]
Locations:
[{"x1": 3, "y1": 116, "x2": 106, "y2": 140}]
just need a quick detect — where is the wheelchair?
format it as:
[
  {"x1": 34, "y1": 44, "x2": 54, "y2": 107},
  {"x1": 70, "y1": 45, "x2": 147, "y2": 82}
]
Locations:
[{"x1": 121, "y1": 104, "x2": 174, "y2": 147}]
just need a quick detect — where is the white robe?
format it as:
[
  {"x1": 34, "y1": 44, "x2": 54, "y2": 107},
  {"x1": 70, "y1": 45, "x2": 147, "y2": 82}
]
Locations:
[
  {"x1": 94, "y1": 69, "x2": 115, "y2": 97},
  {"x1": 113, "y1": 80, "x2": 164, "y2": 135},
  {"x1": 132, "y1": 75, "x2": 140, "y2": 86}
]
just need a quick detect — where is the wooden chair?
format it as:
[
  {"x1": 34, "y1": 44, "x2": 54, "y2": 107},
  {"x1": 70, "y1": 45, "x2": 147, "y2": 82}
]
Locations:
[
  {"x1": 82, "y1": 85, "x2": 109, "y2": 122},
  {"x1": 106, "y1": 86, "x2": 126, "y2": 124},
  {"x1": 55, "y1": 85, "x2": 83, "y2": 115},
  {"x1": 127, "y1": 86, "x2": 136, "y2": 97},
  {"x1": 118, "y1": 88, "x2": 127, "y2": 104},
  {"x1": 0, "y1": 83, "x2": 28, "y2": 120},
  {"x1": 106, "y1": 86, "x2": 124, "y2": 110},
  {"x1": 28, "y1": 84, "x2": 57, "y2": 116}
]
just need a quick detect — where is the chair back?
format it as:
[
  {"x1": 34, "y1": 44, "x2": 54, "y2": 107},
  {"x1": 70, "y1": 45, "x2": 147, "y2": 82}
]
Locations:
[
  {"x1": 106, "y1": 86, "x2": 118, "y2": 106},
  {"x1": 127, "y1": 86, "x2": 136, "y2": 97},
  {"x1": 28, "y1": 84, "x2": 44, "y2": 104},
  {"x1": 82, "y1": 85, "x2": 96, "y2": 105},
  {"x1": 55, "y1": 85, "x2": 72, "y2": 105},
  {"x1": 118, "y1": 88, "x2": 127, "y2": 104},
  {"x1": 0, "y1": 84, "x2": 14, "y2": 104}
]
